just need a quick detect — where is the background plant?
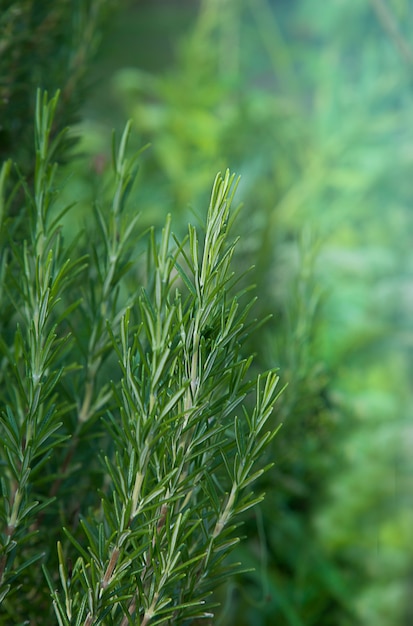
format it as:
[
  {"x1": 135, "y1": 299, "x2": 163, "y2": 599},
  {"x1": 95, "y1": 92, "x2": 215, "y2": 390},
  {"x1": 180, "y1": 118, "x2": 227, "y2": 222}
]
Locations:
[{"x1": 0, "y1": 0, "x2": 117, "y2": 177}]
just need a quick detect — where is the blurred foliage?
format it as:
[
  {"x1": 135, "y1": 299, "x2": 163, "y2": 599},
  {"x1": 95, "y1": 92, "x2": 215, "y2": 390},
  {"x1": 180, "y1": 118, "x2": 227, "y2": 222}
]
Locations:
[{"x1": 0, "y1": 0, "x2": 117, "y2": 177}]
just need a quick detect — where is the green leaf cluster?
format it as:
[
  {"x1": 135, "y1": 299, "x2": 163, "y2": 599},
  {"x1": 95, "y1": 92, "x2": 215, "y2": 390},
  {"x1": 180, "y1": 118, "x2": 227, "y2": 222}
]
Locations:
[
  {"x1": 0, "y1": 91, "x2": 280, "y2": 625},
  {"x1": 0, "y1": 0, "x2": 116, "y2": 176}
]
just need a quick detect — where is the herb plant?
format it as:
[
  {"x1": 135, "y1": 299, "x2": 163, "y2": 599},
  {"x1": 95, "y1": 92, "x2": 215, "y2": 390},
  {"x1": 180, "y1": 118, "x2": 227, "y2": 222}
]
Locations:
[
  {"x1": 0, "y1": 0, "x2": 115, "y2": 174},
  {"x1": 0, "y1": 90, "x2": 280, "y2": 625}
]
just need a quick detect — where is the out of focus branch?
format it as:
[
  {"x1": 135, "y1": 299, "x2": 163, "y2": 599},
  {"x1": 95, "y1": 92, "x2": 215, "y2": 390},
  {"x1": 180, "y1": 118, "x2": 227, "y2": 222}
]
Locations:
[{"x1": 369, "y1": 0, "x2": 413, "y2": 67}]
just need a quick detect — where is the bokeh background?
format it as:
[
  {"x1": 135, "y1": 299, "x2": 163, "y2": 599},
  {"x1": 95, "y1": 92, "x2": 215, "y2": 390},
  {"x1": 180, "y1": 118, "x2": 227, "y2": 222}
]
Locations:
[{"x1": 2, "y1": 0, "x2": 412, "y2": 624}]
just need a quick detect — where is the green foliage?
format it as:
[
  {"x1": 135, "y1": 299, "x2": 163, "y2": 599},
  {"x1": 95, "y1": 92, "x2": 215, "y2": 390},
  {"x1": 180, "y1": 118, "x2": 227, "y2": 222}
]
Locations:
[
  {"x1": 68, "y1": 1, "x2": 412, "y2": 624},
  {"x1": 0, "y1": 91, "x2": 280, "y2": 624},
  {"x1": 1, "y1": 0, "x2": 411, "y2": 624},
  {"x1": 0, "y1": 0, "x2": 116, "y2": 175}
]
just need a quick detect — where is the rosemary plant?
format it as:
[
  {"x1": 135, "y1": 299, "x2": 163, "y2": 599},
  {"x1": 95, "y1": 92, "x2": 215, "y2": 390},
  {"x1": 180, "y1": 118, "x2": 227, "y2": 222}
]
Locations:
[
  {"x1": 0, "y1": 0, "x2": 115, "y2": 174},
  {"x1": 0, "y1": 91, "x2": 281, "y2": 625}
]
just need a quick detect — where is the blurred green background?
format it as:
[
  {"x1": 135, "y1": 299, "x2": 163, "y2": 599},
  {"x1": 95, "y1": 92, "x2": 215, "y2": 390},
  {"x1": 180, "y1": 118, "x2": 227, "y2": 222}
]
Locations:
[{"x1": 3, "y1": 0, "x2": 412, "y2": 624}]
